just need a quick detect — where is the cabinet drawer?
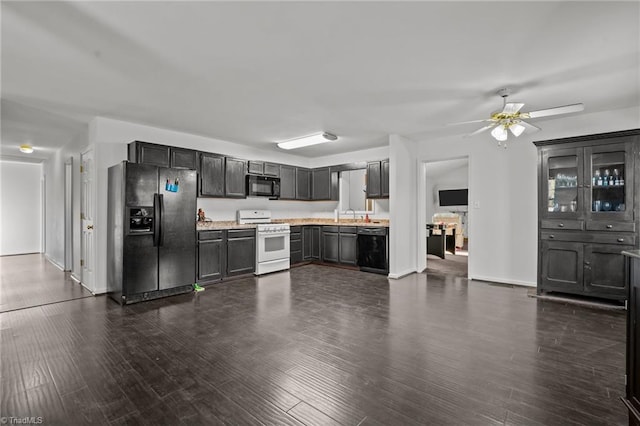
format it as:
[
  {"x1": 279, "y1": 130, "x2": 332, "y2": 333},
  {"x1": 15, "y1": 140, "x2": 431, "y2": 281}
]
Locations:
[
  {"x1": 290, "y1": 226, "x2": 302, "y2": 234},
  {"x1": 227, "y1": 229, "x2": 255, "y2": 239},
  {"x1": 291, "y1": 239, "x2": 301, "y2": 253},
  {"x1": 541, "y1": 231, "x2": 636, "y2": 245},
  {"x1": 540, "y1": 220, "x2": 584, "y2": 230},
  {"x1": 198, "y1": 230, "x2": 223, "y2": 241},
  {"x1": 323, "y1": 226, "x2": 339, "y2": 233},
  {"x1": 586, "y1": 222, "x2": 636, "y2": 232},
  {"x1": 590, "y1": 233, "x2": 636, "y2": 245},
  {"x1": 339, "y1": 226, "x2": 357, "y2": 234},
  {"x1": 290, "y1": 232, "x2": 301, "y2": 241}
]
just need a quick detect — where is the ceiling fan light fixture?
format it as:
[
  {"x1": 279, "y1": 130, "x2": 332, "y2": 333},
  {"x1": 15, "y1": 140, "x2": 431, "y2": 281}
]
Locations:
[
  {"x1": 277, "y1": 132, "x2": 338, "y2": 150},
  {"x1": 509, "y1": 122, "x2": 526, "y2": 137},
  {"x1": 491, "y1": 125, "x2": 508, "y2": 142},
  {"x1": 19, "y1": 144, "x2": 34, "y2": 154}
]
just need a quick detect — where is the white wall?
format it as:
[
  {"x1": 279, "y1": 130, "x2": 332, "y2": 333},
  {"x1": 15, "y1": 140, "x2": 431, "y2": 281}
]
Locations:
[
  {"x1": 388, "y1": 134, "x2": 418, "y2": 278},
  {"x1": 415, "y1": 105, "x2": 640, "y2": 287},
  {"x1": 0, "y1": 161, "x2": 43, "y2": 255}
]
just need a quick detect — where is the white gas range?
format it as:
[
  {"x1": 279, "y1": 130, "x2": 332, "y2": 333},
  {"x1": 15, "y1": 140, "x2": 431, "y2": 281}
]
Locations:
[{"x1": 237, "y1": 210, "x2": 290, "y2": 275}]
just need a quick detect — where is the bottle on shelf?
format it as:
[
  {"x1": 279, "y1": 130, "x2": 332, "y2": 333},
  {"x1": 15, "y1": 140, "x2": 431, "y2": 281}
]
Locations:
[
  {"x1": 603, "y1": 169, "x2": 610, "y2": 186},
  {"x1": 595, "y1": 169, "x2": 602, "y2": 186}
]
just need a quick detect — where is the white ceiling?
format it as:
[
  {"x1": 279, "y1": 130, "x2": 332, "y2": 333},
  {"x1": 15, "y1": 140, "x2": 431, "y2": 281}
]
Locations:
[{"x1": 2, "y1": 1, "x2": 639, "y2": 161}]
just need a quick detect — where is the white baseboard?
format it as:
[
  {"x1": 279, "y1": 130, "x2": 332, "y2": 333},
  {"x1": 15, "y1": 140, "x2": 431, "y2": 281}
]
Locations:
[
  {"x1": 45, "y1": 255, "x2": 64, "y2": 271},
  {"x1": 70, "y1": 273, "x2": 81, "y2": 283},
  {"x1": 388, "y1": 269, "x2": 416, "y2": 279},
  {"x1": 469, "y1": 275, "x2": 536, "y2": 288}
]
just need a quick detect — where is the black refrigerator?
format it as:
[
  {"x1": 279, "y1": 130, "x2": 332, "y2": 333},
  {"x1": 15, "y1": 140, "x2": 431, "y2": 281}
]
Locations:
[{"x1": 107, "y1": 161, "x2": 197, "y2": 304}]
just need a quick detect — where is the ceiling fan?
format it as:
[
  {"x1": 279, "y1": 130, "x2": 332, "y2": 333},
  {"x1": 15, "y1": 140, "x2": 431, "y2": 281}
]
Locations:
[{"x1": 449, "y1": 88, "x2": 584, "y2": 148}]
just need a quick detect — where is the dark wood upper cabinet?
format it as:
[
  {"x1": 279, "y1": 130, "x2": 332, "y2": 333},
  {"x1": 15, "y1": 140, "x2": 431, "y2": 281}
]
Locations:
[
  {"x1": 224, "y1": 157, "x2": 247, "y2": 198},
  {"x1": 279, "y1": 165, "x2": 296, "y2": 200},
  {"x1": 381, "y1": 159, "x2": 390, "y2": 198},
  {"x1": 264, "y1": 162, "x2": 280, "y2": 177},
  {"x1": 366, "y1": 161, "x2": 382, "y2": 199},
  {"x1": 249, "y1": 161, "x2": 279, "y2": 177},
  {"x1": 129, "y1": 141, "x2": 170, "y2": 167},
  {"x1": 296, "y1": 168, "x2": 311, "y2": 200},
  {"x1": 129, "y1": 141, "x2": 196, "y2": 169},
  {"x1": 312, "y1": 167, "x2": 332, "y2": 200},
  {"x1": 199, "y1": 153, "x2": 225, "y2": 197},
  {"x1": 170, "y1": 147, "x2": 197, "y2": 169},
  {"x1": 248, "y1": 161, "x2": 264, "y2": 175}
]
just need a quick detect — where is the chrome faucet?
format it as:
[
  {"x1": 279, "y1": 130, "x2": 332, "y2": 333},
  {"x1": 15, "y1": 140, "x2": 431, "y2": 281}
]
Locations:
[{"x1": 345, "y1": 209, "x2": 356, "y2": 221}]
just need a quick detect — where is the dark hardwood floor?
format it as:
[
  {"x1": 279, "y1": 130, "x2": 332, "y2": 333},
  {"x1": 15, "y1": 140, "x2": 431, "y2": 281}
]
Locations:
[{"x1": 0, "y1": 256, "x2": 627, "y2": 425}]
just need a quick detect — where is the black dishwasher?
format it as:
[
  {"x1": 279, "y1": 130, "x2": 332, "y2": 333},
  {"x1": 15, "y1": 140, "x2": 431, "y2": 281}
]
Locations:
[{"x1": 357, "y1": 227, "x2": 389, "y2": 274}]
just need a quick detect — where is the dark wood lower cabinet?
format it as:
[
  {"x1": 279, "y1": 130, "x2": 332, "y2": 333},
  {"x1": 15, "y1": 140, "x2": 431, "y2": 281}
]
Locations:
[
  {"x1": 585, "y1": 244, "x2": 634, "y2": 297},
  {"x1": 290, "y1": 226, "x2": 302, "y2": 264},
  {"x1": 197, "y1": 229, "x2": 255, "y2": 283},
  {"x1": 303, "y1": 226, "x2": 321, "y2": 260},
  {"x1": 624, "y1": 251, "x2": 640, "y2": 425},
  {"x1": 339, "y1": 231, "x2": 358, "y2": 266},
  {"x1": 540, "y1": 241, "x2": 583, "y2": 293},
  {"x1": 540, "y1": 239, "x2": 632, "y2": 300},
  {"x1": 226, "y1": 229, "x2": 255, "y2": 276},
  {"x1": 322, "y1": 228, "x2": 339, "y2": 263},
  {"x1": 197, "y1": 231, "x2": 224, "y2": 282}
]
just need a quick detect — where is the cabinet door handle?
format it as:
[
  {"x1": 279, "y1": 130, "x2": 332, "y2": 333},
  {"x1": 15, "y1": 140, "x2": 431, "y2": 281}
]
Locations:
[
  {"x1": 549, "y1": 235, "x2": 555, "y2": 239},
  {"x1": 585, "y1": 184, "x2": 591, "y2": 188},
  {"x1": 617, "y1": 238, "x2": 625, "y2": 243},
  {"x1": 584, "y1": 261, "x2": 590, "y2": 266},
  {"x1": 558, "y1": 223, "x2": 564, "y2": 228},
  {"x1": 606, "y1": 224, "x2": 613, "y2": 229}
]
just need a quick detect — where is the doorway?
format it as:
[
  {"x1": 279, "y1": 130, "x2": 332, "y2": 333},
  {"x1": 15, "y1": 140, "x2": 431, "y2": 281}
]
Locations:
[{"x1": 424, "y1": 157, "x2": 469, "y2": 277}]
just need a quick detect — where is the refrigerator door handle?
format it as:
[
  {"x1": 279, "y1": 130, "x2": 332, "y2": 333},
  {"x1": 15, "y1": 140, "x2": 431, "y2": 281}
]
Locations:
[
  {"x1": 158, "y1": 194, "x2": 165, "y2": 247},
  {"x1": 153, "y1": 193, "x2": 161, "y2": 247}
]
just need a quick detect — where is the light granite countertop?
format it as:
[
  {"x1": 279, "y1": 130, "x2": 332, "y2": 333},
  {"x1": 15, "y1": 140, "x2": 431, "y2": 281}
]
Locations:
[{"x1": 196, "y1": 218, "x2": 389, "y2": 230}]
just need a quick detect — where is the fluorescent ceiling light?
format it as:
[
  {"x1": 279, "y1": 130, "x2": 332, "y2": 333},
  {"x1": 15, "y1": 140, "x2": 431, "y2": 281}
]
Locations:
[
  {"x1": 19, "y1": 144, "x2": 34, "y2": 153},
  {"x1": 277, "y1": 132, "x2": 338, "y2": 150}
]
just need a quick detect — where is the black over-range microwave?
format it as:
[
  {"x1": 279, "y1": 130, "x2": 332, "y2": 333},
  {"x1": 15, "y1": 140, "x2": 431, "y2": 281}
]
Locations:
[{"x1": 246, "y1": 175, "x2": 280, "y2": 198}]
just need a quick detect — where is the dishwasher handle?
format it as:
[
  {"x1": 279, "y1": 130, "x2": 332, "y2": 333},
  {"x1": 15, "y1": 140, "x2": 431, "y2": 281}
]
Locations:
[{"x1": 357, "y1": 227, "x2": 387, "y2": 236}]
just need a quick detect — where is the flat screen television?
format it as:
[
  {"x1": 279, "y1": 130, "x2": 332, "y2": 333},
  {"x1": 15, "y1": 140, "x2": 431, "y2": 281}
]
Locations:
[{"x1": 438, "y1": 189, "x2": 468, "y2": 207}]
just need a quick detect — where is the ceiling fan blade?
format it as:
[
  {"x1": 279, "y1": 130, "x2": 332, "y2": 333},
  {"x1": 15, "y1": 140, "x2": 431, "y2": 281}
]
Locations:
[
  {"x1": 502, "y1": 102, "x2": 525, "y2": 115},
  {"x1": 520, "y1": 120, "x2": 541, "y2": 132},
  {"x1": 447, "y1": 118, "x2": 493, "y2": 126},
  {"x1": 524, "y1": 103, "x2": 584, "y2": 119},
  {"x1": 463, "y1": 123, "x2": 498, "y2": 138}
]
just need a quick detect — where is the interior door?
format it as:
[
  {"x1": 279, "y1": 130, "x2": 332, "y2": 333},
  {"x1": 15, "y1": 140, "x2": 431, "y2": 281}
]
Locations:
[{"x1": 80, "y1": 149, "x2": 95, "y2": 290}]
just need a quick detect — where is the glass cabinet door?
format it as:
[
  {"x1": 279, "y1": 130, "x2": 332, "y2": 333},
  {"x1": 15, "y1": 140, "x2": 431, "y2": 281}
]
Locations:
[
  {"x1": 541, "y1": 148, "x2": 582, "y2": 219},
  {"x1": 585, "y1": 142, "x2": 634, "y2": 222}
]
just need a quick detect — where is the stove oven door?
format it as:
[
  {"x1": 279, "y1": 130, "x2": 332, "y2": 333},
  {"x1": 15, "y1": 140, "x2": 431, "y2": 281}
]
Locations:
[{"x1": 257, "y1": 231, "x2": 290, "y2": 263}]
